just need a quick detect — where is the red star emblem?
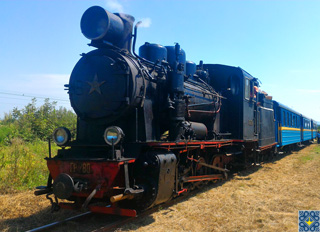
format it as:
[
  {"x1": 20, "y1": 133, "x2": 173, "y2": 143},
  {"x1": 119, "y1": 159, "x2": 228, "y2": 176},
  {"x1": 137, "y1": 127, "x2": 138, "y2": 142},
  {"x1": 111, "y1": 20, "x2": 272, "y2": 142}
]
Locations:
[{"x1": 86, "y1": 74, "x2": 106, "y2": 95}]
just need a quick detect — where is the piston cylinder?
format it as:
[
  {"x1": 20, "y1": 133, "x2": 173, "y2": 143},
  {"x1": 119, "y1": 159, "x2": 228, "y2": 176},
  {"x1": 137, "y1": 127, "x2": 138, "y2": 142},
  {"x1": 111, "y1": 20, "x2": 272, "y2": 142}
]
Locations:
[{"x1": 190, "y1": 122, "x2": 208, "y2": 140}]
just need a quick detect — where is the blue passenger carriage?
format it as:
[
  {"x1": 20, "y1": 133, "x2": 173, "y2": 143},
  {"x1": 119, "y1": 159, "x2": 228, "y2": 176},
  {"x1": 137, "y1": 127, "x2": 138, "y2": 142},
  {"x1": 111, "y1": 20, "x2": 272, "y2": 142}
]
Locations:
[
  {"x1": 311, "y1": 119, "x2": 317, "y2": 140},
  {"x1": 302, "y1": 116, "x2": 312, "y2": 142},
  {"x1": 273, "y1": 101, "x2": 301, "y2": 147}
]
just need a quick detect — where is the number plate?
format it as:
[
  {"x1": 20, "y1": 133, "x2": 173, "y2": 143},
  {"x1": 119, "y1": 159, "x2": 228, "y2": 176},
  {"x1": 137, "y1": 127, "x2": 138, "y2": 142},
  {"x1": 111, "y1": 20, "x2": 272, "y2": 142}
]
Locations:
[{"x1": 70, "y1": 162, "x2": 91, "y2": 174}]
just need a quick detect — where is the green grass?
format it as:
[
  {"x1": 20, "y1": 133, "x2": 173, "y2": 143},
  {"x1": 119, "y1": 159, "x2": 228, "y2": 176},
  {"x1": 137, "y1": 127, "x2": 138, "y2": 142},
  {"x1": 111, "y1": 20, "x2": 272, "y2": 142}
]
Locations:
[
  {"x1": 0, "y1": 138, "x2": 59, "y2": 193},
  {"x1": 313, "y1": 144, "x2": 320, "y2": 153},
  {"x1": 298, "y1": 144, "x2": 320, "y2": 164},
  {"x1": 299, "y1": 155, "x2": 314, "y2": 163}
]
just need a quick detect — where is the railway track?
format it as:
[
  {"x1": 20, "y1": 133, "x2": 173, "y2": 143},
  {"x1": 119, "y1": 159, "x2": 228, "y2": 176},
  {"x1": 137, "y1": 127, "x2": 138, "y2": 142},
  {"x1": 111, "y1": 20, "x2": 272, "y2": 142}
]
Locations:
[
  {"x1": 24, "y1": 206, "x2": 159, "y2": 232},
  {"x1": 25, "y1": 190, "x2": 193, "y2": 232},
  {"x1": 25, "y1": 211, "x2": 93, "y2": 232},
  {"x1": 93, "y1": 195, "x2": 191, "y2": 232}
]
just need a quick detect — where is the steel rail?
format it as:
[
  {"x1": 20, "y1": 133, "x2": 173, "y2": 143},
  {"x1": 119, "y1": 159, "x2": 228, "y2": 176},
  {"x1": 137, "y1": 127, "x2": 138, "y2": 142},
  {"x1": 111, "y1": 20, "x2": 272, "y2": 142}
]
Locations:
[
  {"x1": 25, "y1": 211, "x2": 92, "y2": 232},
  {"x1": 93, "y1": 194, "x2": 192, "y2": 231}
]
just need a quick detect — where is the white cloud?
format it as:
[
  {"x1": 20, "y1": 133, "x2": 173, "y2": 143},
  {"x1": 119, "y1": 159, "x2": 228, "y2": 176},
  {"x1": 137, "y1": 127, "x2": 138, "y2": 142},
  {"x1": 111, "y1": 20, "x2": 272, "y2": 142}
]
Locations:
[
  {"x1": 105, "y1": 0, "x2": 124, "y2": 12},
  {"x1": 25, "y1": 73, "x2": 69, "y2": 81},
  {"x1": 138, "y1": 18, "x2": 152, "y2": 28},
  {"x1": 17, "y1": 74, "x2": 70, "y2": 101},
  {"x1": 0, "y1": 73, "x2": 72, "y2": 118}
]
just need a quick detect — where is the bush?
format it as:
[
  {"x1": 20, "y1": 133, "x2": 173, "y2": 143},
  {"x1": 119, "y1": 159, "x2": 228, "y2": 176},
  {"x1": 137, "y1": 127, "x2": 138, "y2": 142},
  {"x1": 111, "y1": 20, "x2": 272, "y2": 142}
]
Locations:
[
  {"x1": 0, "y1": 125, "x2": 13, "y2": 144},
  {"x1": 0, "y1": 98, "x2": 76, "y2": 192},
  {"x1": 1, "y1": 98, "x2": 77, "y2": 142},
  {"x1": 0, "y1": 139, "x2": 59, "y2": 192}
]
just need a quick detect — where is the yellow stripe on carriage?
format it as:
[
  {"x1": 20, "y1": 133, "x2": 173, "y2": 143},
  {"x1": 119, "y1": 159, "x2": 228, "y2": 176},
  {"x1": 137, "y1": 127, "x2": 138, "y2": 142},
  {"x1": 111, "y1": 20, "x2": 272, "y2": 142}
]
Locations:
[{"x1": 280, "y1": 127, "x2": 301, "y2": 131}]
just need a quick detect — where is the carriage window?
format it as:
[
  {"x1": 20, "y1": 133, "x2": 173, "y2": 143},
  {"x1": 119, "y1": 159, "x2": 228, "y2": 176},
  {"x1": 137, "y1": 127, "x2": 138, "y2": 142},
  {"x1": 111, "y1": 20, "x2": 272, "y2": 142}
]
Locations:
[
  {"x1": 282, "y1": 111, "x2": 286, "y2": 126},
  {"x1": 287, "y1": 112, "x2": 289, "y2": 127},
  {"x1": 244, "y1": 78, "x2": 250, "y2": 100},
  {"x1": 290, "y1": 114, "x2": 292, "y2": 127},
  {"x1": 293, "y1": 115, "x2": 295, "y2": 127}
]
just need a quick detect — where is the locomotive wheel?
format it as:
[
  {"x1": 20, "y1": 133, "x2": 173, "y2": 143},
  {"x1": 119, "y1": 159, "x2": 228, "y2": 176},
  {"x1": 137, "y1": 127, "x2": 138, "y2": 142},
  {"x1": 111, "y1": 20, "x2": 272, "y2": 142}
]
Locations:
[
  {"x1": 212, "y1": 155, "x2": 229, "y2": 180},
  {"x1": 211, "y1": 155, "x2": 226, "y2": 180},
  {"x1": 212, "y1": 155, "x2": 224, "y2": 169},
  {"x1": 196, "y1": 157, "x2": 207, "y2": 175}
]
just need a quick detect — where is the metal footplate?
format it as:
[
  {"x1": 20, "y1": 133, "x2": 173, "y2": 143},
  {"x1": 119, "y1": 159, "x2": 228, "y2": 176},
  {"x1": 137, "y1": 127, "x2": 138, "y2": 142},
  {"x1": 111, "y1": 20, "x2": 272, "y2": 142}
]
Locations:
[{"x1": 89, "y1": 205, "x2": 137, "y2": 217}]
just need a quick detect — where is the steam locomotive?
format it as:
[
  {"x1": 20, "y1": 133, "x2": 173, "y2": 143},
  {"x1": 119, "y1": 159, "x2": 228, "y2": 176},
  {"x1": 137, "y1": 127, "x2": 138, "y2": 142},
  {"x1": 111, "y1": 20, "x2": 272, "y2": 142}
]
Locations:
[{"x1": 35, "y1": 6, "x2": 317, "y2": 217}]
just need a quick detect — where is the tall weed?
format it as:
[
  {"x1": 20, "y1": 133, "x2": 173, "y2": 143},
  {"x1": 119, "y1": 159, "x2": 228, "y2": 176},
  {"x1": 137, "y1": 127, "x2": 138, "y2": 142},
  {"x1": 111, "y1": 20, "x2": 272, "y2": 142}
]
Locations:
[{"x1": 0, "y1": 139, "x2": 58, "y2": 193}]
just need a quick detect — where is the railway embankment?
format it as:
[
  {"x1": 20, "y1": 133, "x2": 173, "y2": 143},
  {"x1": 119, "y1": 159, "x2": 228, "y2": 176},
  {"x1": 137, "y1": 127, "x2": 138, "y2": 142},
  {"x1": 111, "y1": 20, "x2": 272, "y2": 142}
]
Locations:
[{"x1": 1, "y1": 144, "x2": 319, "y2": 231}]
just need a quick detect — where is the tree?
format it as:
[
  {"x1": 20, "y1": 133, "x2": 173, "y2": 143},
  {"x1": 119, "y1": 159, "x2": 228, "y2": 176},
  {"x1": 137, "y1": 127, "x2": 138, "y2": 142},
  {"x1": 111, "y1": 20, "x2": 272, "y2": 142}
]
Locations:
[{"x1": 1, "y1": 98, "x2": 77, "y2": 142}]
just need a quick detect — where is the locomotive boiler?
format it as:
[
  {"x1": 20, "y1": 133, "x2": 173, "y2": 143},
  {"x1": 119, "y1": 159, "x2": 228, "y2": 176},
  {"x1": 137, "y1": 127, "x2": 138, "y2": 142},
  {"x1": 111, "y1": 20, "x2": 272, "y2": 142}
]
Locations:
[{"x1": 35, "y1": 6, "x2": 282, "y2": 216}]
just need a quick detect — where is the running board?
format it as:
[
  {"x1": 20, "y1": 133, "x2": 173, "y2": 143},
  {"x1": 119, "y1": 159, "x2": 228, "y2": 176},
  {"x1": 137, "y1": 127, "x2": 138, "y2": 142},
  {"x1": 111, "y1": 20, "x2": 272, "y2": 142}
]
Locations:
[
  {"x1": 182, "y1": 174, "x2": 225, "y2": 182},
  {"x1": 59, "y1": 203, "x2": 137, "y2": 217},
  {"x1": 89, "y1": 205, "x2": 137, "y2": 217}
]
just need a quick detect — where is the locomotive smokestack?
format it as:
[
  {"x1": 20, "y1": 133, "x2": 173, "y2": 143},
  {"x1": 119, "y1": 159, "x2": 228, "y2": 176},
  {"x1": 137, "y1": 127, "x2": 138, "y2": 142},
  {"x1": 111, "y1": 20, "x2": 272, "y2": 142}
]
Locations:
[{"x1": 81, "y1": 6, "x2": 135, "y2": 51}]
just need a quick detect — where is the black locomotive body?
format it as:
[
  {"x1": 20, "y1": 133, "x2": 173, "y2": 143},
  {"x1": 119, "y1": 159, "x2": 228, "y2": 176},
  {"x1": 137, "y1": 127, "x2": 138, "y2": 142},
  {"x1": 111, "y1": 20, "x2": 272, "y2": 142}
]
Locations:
[{"x1": 35, "y1": 6, "x2": 301, "y2": 216}]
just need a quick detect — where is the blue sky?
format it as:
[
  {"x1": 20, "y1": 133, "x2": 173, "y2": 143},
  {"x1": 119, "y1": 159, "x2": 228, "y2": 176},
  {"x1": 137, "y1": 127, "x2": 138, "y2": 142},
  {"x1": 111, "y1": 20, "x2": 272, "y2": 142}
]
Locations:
[{"x1": 1, "y1": 0, "x2": 320, "y2": 121}]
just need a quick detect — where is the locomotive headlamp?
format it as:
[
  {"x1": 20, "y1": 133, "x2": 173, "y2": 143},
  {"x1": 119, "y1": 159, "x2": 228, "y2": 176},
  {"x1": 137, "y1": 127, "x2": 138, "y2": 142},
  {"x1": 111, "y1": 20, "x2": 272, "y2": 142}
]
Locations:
[
  {"x1": 53, "y1": 127, "x2": 71, "y2": 146},
  {"x1": 104, "y1": 126, "x2": 124, "y2": 146}
]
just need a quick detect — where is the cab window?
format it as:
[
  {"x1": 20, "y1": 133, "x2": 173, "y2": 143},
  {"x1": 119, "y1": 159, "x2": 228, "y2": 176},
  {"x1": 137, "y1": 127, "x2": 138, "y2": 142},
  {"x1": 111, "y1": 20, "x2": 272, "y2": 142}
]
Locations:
[{"x1": 244, "y1": 78, "x2": 250, "y2": 100}]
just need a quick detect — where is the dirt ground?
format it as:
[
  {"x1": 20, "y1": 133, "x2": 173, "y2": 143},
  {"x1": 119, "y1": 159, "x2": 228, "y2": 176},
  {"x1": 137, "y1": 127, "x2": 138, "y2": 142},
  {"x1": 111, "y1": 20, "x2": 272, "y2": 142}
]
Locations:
[{"x1": 1, "y1": 144, "x2": 320, "y2": 231}]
